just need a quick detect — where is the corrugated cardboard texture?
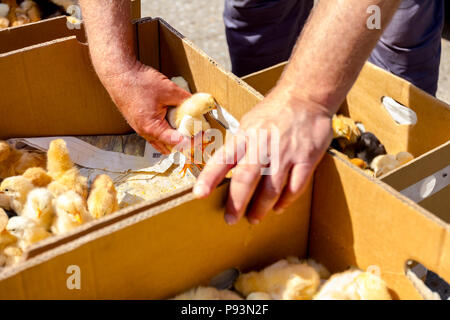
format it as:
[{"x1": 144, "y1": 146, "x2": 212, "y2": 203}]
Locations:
[{"x1": 309, "y1": 152, "x2": 450, "y2": 300}]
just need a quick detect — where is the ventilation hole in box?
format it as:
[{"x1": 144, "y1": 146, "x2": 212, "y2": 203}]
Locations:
[
  {"x1": 380, "y1": 96, "x2": 418, "y2": 125},
  {"x1": 405, "y1": 260, "x2": 450, "y2": 300}
]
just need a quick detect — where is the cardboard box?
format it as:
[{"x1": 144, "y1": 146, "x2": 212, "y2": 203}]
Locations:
[
  {"x1": 0, "y1": 18, "x2": 448, "y2": 300},
  {"x1": 0, "y1": 0, "x2": 140, "y2": 54}
]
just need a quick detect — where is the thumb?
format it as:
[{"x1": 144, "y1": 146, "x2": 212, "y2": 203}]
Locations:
[{"x1": 164, "y1": 82, "x2": 192, "y2": 107}]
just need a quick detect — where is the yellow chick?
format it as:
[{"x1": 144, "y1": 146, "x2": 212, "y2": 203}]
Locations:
[
  {"x1": 47, "y1": 139, "x2": 88, "y2": 199},
  {"x1": 332, "y1": 115, "x2": 361, "y2": 149},
  {"x1": 167, "y1": 93, "x2": 216, "y2": 176},
  {"x1": 234, "y1": 259, "x2": 321, "y2": 300},
  {"x1": 47, "y1": 139, "x2": 74, "y2": 180},
  {"x1": 0, "y1": 141, "x2": 46, "y2": 179},
  {"x1": 370, "y1": 154, "x2": 400, "y2": 177},
  {"x1": 22, "y1": 188, "x2": 55, "y2": 230},
  {"x1": 0, "y1": 208, "x2": 17, "y2": 251},
  {"x1": 52, "y1": 191, "x2": 92, "y2": 235},
  {"x1": 167, "y1": 93, "x2": 216, "y2": 138},
  {"x1": 0, "y1": 191, "x2": 11, "y2": 211},
  {"x1": 350, "y1": 158, "x2": 367, "y2": 170},
  {"x1": 0, "y1": 176, "x2": 35, "y2": 214},
  {"x1": 22, "y1": 167, "x2": 53, "y2": 188},
  {"x1": 1, "y1": 245, "x2": 22, "y2": 267},
  {"x1": 173, "y1": 286, "x2": 243, "y2": 300},
  {"x1": 87, "y1": 174, "x2": 119, "y2": 219},
  {"x1": 6, "y1": 216, "x2": 51, "y2": 251},
  {"x1": 314, "y1": 269, "x2": 392, "y2": 300}
]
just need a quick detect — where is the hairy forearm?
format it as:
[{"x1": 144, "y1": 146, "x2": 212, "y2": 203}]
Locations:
[
  {"x1": 79, "y1": 0, "x2": 137, "y2": 78},
  {"x1": 279, "y1": 0, "x2": 402, "y2": 115}
]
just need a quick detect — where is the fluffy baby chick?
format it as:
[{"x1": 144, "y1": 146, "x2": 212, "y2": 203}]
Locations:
[
  {"x1": 47, "y1": 139, "x2": 87, "y2": 199},
  {"x1": 6, "y1": 216, "x2": 51, "y2": 251},
  {"x1": 173, "y1": 286, "x2": 243, "y2": 300},
  {"x1": 332, "y1": 115, "x2": 361, "y2": 150},
  {"x1": 167, "y1": 93, "x2": 216, "y2": 176},
  {"x1": 234, "y1": 259, "x2": 321, "y2": 300},
  {"x1": 52, "y1": 191, "x2": 92, "y2": 234},
  {"x1": 0, "y1": 176, "x2": 34, "y2": 214},
  {"x1": 1, "y1": 245, "x2": 22, "y2": 267},
  {"x1": 87, "y1": 174, "x2": 119, "y2": 219},
  {"x1": 167, "y1": 93, "x2": 216, "y2": 138},
  {"x1": 47, "y1": 139, "x2": 74, "y2": 180},
  {"x1": 0, "y1": 17, "x2": 8, "y2": 29},
  {"x1": 0, "y1": 141, "x2": 46, "y2": 179},
  {"x1": 350, "y1": 158, "x2": 367, "y2": 170},
  {"x1": 0, "y1": 208, "x2": 17, "y2": 251},
  {"x1": 314, "y1": 269, "x2": 391, "y2": 300},
  {"x1": 22, "y1": 188, "x2": 55, "y2": 230},
  {"x1": 20, "y1": 0, "x2": 41, "y2": 22},
  {"x1": 22, "y1": 167, "x2": 53, "y2": 187},
  {"x1": 370, "y1": 154, "x2": 400, "y2": 178},
  {"x1": 355, "y1": 132, "x2": 387, "y2": 164}
]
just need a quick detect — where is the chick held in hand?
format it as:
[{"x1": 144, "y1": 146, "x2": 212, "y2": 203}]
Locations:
[
  {"x1": 87, "y1": 174, "x2": 119, "y2": 219},
  {"x1": 173, "y1": 286, "x2": 243, "y2": 300},
  {"x1": 314, "y1": 269, "x2": 391, "y2": 300},
  {"x1": 6, "y1": 216, "x2": 51, "y2": 251},
  {"x1": 22, "y1": 188, "x2": 55, "y2": 230},
  {"x1": 52, "y1": 191, "x2": 92, "y2": 234},
  {"x1": 234, "y1": 259, "x2": 321, "y2": 300},
  {"x1": 0, "y1": 176, "x2": 34, "y2": 214},
  {"x1": 167, "y1": 93, "x2": 216, "y2": 177}
]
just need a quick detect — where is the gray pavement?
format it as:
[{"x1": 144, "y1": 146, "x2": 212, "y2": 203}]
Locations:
[{"x1": 141, "y1": 0, "x2": 449, "y2": 104}]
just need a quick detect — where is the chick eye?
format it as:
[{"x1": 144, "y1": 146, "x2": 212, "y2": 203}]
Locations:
[{"x1": 4, "y1": 189, "x2": 8, "y2": 192}]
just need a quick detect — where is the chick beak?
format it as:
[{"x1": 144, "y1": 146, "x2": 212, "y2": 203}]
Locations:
[{"x1": 36, "y1": 208, "x2": 43, "y2": 218}]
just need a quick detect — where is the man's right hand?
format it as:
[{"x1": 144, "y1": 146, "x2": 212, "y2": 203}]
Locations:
[{"x1": 101, "y1": 61, "x2": 191, "y2": 154}]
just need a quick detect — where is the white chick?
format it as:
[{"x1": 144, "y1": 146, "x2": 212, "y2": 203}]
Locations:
[
  {"x1": 52, "y1": 191, "x2": 92, "y2": 235},
  {"x1": 314, "y1": 269, "x2": 392, "y2": 300},
  {"x1": 234, "y1": 259, "x2": 321, "y2": 300},
  {"x1": 0, "y1": 176, "x2": 35, "y2": 214},
  {"x1": 1, "y1": 245, "x2": 22, "y2": 267},
  {"x1": 370, "y1": 154, "x2": 400, "y2": 177},
  {"x1": 6, "y1": 216, "x2": 51, "y2": 251},
  {"x1": 167, "y1": 93, "x2": 216, "y2": 138},
  {"x1": 171, "y1": 76, "x2": 191, "y2": 93},
  {"x1": 173, "y1": 286, "x2": 243, "y2": 300},
  {"x1": 87, "y1": 174, "x2": 119, "y2": 219},
  {"x1": 22, "y1": 188, "x2": 55, "y2": 230}
]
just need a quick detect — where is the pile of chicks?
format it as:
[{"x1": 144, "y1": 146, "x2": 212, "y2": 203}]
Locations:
[
  {"x1": 332, "y1": 115, "x2": 414, "y2": 177},
  {"x1": 0, "y1": 139, "x2": 119, "y2": 269},
  {"x1": 173, "y1": 257, "x2": 392, "y2": 300},
  {"x1": 0, "y1": 0, "x2": 77, "y2": 29}
]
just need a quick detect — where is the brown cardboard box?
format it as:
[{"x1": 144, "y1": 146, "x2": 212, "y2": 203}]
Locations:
[
  {"x1": 0, "y1": 0, "x2": 140, "y2": 54},
  {"x1": 0, "y1": 18, "x2": 448, "y2": 300}
]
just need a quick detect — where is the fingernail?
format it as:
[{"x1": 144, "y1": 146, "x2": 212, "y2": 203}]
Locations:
[
  {"x1": 224, "y1": 213, "x2": 237, "y2": 225},
  {"x1": 274, "y1": 207, "x2": 285, "y2": 215},
  {"x1": 193, "y1": 183, "x2": 208, "y2": 198},
  {"x1": 249, "y1": 218, "x2": 260, "y2": 225}
]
